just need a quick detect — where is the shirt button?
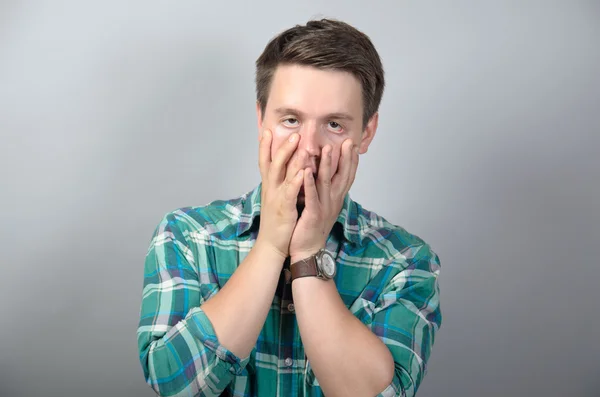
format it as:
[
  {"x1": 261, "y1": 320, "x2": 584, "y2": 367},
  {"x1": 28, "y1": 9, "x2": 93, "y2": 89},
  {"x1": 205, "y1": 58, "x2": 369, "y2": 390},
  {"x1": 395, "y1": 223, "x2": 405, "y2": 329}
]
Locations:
[
  {"x1": 284, "y1": 357, "x2": 293, "y2": 367},
  {"x1": 287, "y1": 303, "x2": 295, "y2": 312}
]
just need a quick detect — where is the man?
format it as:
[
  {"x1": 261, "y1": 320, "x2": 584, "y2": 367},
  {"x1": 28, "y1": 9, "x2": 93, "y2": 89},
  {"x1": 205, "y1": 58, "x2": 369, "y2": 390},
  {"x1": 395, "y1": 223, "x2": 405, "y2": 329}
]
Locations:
[{"x1": 137, "y1": 18, "x2": 441, "y2": 397}]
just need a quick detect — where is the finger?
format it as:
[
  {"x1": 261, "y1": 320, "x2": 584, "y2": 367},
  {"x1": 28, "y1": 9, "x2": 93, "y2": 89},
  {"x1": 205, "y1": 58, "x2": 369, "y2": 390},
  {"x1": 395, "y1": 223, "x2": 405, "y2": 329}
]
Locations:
[
  {"x1": 303, "y1": 168, "x2": 320, "y2": 213},
  {"x1": 347, "y1": 145, "x2": 360, "y2": 191},
  {"x1": 285, "y1": 148, "x2": 307, "y2": 186},
  {"x1": 331, "y1": 139, "x2": 354, "y2": 196},
  {"x1": 271, "y1": 133, "x2": 300, "y2": 185},
  {"x1": 283, "y1": 168, "x2": 304, "y2": 204},
  {"x1": 316, "y1": 144, "x2": 333, "y2": 202},
  {"x1": 258, "y1": 129, "x2": 272, "y2": 182}
]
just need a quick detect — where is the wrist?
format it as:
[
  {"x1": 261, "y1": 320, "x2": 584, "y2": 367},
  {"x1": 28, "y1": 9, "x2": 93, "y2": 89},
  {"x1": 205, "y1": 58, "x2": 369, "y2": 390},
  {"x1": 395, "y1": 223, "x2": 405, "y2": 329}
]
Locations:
[
  {"x1": 290, "y1": 247, "x2": 325, "y2": 264},
  {"x1": 253, "y1": 237, "x2": 288, "y2": 265}
]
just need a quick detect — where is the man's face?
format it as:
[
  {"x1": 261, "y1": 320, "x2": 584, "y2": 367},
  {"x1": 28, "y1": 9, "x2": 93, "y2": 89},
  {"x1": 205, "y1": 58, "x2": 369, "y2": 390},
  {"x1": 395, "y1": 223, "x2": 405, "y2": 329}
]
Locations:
[{"x1": 257, "y1": 64, "x2": 377, "y2": 205}]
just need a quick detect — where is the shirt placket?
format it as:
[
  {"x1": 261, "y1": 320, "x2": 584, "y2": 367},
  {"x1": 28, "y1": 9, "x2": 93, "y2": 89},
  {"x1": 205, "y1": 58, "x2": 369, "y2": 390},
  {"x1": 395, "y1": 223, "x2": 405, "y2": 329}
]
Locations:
[{"x1": 276, "y1": 257, "x2": 305, "y2": 396}]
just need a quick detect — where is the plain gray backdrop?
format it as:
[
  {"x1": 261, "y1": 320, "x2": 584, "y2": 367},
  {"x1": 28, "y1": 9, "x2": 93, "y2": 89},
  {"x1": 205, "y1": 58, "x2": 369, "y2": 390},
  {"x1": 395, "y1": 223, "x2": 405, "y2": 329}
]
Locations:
[{"x1": 1, "y1": 1, "x2": 599, "y2": 396}]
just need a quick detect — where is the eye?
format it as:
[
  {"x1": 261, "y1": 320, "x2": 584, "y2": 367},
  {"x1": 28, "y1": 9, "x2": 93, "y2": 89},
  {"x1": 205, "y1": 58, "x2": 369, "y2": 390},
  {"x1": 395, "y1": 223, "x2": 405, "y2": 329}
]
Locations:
[
  {"x1": 282, "y1": 118, "x2": 299, "y2": 127},
  {"x1": 328, "y1": 121, "x2": 343, "y2": 133}
]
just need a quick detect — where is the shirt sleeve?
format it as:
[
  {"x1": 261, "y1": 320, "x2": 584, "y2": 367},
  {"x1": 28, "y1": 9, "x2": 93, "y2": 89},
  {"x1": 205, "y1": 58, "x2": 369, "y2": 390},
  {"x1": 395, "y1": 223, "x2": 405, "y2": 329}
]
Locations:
[
  {"x1": 349, "y1": 243, "x2": 442, "y2": 397},
  {"x1": 137, "y1": 212, "x2": 250, "y2": 397}
]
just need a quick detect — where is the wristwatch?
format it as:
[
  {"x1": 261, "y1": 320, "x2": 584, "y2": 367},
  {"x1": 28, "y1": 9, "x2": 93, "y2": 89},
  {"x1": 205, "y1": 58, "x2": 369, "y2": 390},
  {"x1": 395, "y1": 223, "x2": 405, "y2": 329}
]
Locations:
[{"x1": 290, "y1": 249, "x2": 337, "y2": 282}]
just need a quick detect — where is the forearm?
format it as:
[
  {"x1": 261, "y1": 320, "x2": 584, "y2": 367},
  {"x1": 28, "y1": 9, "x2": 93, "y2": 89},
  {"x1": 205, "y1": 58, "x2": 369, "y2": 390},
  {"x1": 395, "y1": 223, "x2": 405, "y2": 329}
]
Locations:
[
  {"x1": 202, "y1": 237, "x2": 286, "y2": 358},
  {"x1": 292, "y1": 277, "x2": 395, "y2": 397}
]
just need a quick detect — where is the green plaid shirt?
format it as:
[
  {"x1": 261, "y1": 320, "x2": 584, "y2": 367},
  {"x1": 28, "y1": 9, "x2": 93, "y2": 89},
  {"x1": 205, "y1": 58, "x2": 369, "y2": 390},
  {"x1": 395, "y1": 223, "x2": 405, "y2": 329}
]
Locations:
[{"x1": 137, "y1": 183, "x2": 441, "y2": 397}]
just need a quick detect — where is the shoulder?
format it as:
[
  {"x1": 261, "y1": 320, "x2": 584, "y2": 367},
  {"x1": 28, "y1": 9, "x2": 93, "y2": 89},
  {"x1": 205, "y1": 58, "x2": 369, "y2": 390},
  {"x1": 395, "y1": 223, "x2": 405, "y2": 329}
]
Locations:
[
  {"x1": 354, "y1": 201, "x2": 441, "y2": 273},
  {"x1": 154, "y1": 193, "x2": 247, "y2": 242}
]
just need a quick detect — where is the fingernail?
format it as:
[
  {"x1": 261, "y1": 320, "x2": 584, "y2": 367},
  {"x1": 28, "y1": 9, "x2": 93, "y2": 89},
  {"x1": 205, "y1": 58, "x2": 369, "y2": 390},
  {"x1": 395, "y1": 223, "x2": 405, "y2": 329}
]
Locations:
[{"x1": 289, "y1": 134, "x2": 297, "y2": 142}]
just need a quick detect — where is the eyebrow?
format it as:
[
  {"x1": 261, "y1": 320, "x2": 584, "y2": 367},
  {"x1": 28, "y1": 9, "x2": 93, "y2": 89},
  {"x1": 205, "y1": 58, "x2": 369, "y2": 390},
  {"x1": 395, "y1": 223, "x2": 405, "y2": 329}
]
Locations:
[{"x1": 274, "y1": 107, "x2": 355, "y2": 122}]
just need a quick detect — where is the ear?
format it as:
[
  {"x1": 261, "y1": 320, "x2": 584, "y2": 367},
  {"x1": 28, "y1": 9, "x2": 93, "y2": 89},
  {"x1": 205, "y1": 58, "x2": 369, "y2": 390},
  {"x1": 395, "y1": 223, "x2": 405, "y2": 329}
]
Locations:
[
  {"x1": 256, "y1": 101, "x2": 265, "y2": 141},
  {"x1": 358, "y1": 112, "x2": 378, "y2": 154}
]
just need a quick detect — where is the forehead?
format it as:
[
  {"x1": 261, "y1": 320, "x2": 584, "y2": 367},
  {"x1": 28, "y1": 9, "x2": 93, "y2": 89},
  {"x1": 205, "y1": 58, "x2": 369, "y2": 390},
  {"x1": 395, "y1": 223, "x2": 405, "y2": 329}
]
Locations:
[{"x1": 267, "y1": 64, "x2": 362, "y2": 117}]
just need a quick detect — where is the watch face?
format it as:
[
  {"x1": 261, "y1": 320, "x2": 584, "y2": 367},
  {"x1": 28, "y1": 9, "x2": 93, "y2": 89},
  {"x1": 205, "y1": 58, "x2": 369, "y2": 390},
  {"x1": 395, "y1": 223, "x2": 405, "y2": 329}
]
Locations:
[{"x1": 319, "y1": 251, "x2": 336, "y2": 278}]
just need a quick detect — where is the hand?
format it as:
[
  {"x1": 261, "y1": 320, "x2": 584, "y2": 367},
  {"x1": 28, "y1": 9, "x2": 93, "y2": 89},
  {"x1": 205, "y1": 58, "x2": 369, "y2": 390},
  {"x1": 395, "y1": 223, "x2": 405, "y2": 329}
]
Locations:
[
  {"x1": 289, "y1": 139, "x2": 359, "y2": 263},
  {"x1": 256, "y1": 129, "x2": 307, "y2": 260}
]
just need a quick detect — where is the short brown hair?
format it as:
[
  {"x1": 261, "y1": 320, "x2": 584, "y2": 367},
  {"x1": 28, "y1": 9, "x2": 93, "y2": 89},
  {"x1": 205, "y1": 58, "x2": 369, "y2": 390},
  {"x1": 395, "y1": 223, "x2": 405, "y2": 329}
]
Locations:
[{"x1": 255, "y1": 18, "x2": 385, "y2": 129}]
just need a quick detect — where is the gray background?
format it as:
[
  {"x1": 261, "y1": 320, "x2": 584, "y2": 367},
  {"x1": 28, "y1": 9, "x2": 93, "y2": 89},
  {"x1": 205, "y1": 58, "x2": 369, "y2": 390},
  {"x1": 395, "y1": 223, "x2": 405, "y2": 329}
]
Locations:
[{"x1": 1, "y1": 1, "x2": 598, "y2": 396}]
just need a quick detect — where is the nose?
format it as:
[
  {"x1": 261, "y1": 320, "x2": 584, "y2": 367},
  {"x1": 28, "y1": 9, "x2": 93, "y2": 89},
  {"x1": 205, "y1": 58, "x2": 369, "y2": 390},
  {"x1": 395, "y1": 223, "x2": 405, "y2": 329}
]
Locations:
[{"x1": 297, "y1": 122, "x2": 323, "y2": 158}]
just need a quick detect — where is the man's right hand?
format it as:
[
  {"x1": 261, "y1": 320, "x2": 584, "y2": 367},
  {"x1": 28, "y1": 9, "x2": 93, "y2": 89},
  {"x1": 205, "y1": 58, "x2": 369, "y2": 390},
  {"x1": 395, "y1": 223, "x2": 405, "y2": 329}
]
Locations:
[{"x1": 256, "y1": 129, "x2": 306, "y2": 260}]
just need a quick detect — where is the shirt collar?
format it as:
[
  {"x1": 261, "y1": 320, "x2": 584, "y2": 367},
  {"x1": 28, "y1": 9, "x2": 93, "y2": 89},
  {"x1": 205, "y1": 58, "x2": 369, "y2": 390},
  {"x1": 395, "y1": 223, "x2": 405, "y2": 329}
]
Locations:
[{"x1": 235, "y1": 183, "x2": 361, "y2": 245}]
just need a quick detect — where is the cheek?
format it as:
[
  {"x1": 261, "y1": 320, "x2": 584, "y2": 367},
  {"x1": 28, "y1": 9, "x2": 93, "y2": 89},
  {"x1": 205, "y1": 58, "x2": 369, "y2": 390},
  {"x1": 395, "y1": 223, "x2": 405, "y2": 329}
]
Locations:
[
  {"x1": 270, "y1": 126, "x2": 291, "y2": 158},
  {"x1": 270, "y1": 139, "x2": 287, "y2": 160},
  {"x1": 274, "y1": 124, "x2": 291, "y2": 139}
]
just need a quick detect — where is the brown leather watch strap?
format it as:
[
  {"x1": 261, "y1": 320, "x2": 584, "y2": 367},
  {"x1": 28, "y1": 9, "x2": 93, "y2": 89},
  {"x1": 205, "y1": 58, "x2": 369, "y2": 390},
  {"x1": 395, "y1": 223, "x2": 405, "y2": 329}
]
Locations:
[{"x1": 290, "y1": 256, "x2": 318, "y2": 281}]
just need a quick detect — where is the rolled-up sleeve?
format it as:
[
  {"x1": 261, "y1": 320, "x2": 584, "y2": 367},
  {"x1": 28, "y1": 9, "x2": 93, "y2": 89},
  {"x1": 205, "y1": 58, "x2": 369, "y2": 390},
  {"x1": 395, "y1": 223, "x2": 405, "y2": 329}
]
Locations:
[
  {"x1": 350, "y1": 244, "x2": 442, "y2": 397},
  {"x1": 137, "y1": 213, "x2": 250, "y2": 397}
]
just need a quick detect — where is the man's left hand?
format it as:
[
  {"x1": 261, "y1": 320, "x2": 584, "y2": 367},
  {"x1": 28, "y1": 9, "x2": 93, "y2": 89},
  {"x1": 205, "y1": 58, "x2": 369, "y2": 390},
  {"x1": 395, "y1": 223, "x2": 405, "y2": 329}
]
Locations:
[{"x1": 289, "y1": 139, "x2": 359, "y2": 263}]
